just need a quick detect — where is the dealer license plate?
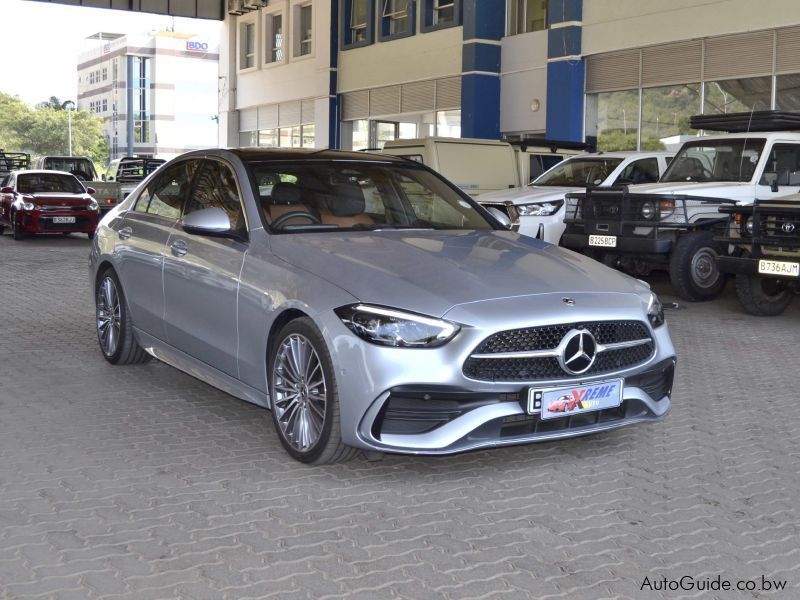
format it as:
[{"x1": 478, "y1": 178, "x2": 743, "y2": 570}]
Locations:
[
  {"x1": 589, "y1": 234, "x2": 617, "y2": 248},
  {"x1": 528, "y1": 379, "x2": 623, "y2": 420},
  {"x1": 52, "y1": 216, "x2": 76, "y2": 224},
  {"x1": 758, "y1": 259, "x2": 799, "y2": 277}
]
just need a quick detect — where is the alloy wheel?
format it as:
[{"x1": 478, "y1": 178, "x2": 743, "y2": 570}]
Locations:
[
  {"x1": 272, "y1": 333, "x2": 327, "y2": 452},
  {"x1": 96, "y1": 276, "x2": 121, "y2": 357}
]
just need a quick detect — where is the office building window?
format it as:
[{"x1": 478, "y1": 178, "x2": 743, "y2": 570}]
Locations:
[
  {"x1": 266, "y1": 13, "x2": 284, "y2": 63},
  {"x1": 102, "y1": 99, "x2": 108, "y2": 112},
  {"x1": 381, "y1": 0, "x2": 412, "y2": 39},
  {"x1": 132, "y1": 56, "x2": 151, "y2": 143},
  {"x1": 422, "y1": 0, "x2": 461, "y2": 32},
  {"x1": 343, "y1": 0, "x2": 374, "y2": 48},
  {"x1": 240, "y1": 21, "x2": 256, "y2": 69},
  {"x1": 508, "y1": 0, "x2": 548, "y2": 35},
  {"x1": 102, "y1": 67, "x2": 108, "y2": 81},
  {"x1": 89, "y1": 72, "x2": 95, "y2": 85},
  {"x1": 296, "y1": 4, "x2": 313, "y2": 56}
]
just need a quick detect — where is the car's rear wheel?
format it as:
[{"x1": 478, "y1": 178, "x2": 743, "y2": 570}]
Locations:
[
  {"x1": 735, "y1": 274, "x2": 793, "y2": 316},
  {"x1": 269, "y1": 318, "x2": 357, "y2": 465},
  {"x1": 669, "y1": 231, "x2": 726, "y2": 301},
  {"x1": 95, "y1": 269, "x2": 150, "y2": 365}
]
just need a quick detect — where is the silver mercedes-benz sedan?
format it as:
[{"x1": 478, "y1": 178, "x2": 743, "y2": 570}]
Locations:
[{"x1": 89, "y1": 148, "x2": 676, "y2": 464}]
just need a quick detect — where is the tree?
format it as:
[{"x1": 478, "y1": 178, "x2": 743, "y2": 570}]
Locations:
[{"x1": 0, "y1": 92, "x2": 109, "y2": 166}]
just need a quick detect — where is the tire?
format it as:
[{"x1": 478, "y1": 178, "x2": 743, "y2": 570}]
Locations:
[
  {"x1": 735, "y1": 273, "x2": 793, "y2": 316},
  {"x1": 95, "y1": 269, "x2": 151, "y2": 365},
  {"x1": 669, "y1": 231, "x2": 726, "y2": 301},
  {"x1": 0, "y1": 224, "x2": 5, "y2": 235},
  {"x1": 87, "y1": 231, "x2": 95, "y2": 240},
  {"x1": 269, "y1": 317, "x2": 357, "y2": 465}
]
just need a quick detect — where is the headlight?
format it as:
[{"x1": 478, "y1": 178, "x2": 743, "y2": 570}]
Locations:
[
  {"x1": 745, "y1": 217, "x2": 754, "y2": 235},
  {"x1": 517, "y1": 200, "x2": 564, "y2": 217},
  {"x1": 335, "y1": 304, "x2": 460, "y2": 348},
  {"x1": 88, "y1": 199, "x2": 99, "y2": 211},
  {"x1": 647, "y1": 293, "x2": 665, "y2": 328},
  {"x1": 641, "y1": 201, "x2": 656, "y2": 220},
  {"x1": 22, "y1": 201, "x2": 35, "y2": 210}
]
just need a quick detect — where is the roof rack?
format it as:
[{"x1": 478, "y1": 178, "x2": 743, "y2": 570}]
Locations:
[{"x1": 690, "y1": 110, "x2": 800, "y2": 133}]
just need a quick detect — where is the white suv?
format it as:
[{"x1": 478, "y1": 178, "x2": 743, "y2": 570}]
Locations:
[{"x1": 477, "y1": 151, "x2": 672, "y2": 244}]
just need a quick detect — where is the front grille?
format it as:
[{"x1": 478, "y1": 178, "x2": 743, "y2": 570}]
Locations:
[
  {"x1": 463, "y1": 321, "x2": 654, "y2": 382},
  {"x1": 759, "y1": 214, "x2": 800, "y2": 249}
]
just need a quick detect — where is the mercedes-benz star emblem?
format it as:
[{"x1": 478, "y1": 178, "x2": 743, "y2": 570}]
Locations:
[
  {"x1": 559, "y1": 329, "x2": 597, "y2": 375},
  {"x1": 782, "y1": 222, "x2": 796, "y2": 233},
  {"x1": 562, "y1": 297, "x2": 575, "y2": 306}
]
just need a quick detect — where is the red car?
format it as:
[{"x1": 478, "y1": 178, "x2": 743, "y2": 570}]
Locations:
[
  {"x1": 547, "y1": 394, "x2": 584, "y2": 414},
  {"x1": 0, "y1": 170, "x2": 100, "y2": 240}
]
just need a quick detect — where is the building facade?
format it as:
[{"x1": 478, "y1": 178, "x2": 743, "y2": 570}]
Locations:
[
  {"x1": 77, "y1": 30, "x2": 219, "y2": 161},
  {"x1": 218, "y1": 0, "x2": 800, "y2": 152}
]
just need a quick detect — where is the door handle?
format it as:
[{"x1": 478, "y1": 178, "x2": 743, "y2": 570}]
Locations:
[
  {"x1": 170, "y1": 239, "x2": 188, "y2": 257},
  {"x1": 118, "y1": 226, "x2": 132, "y2": 240}
]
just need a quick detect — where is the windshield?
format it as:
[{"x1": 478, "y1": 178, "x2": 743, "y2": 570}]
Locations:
[
  {"x1": 17, "y1": 173, "x2": 85, "y2": 194},
  {"x1": 247, "y1": 161, "x2": 495, "y2": 233},
  {"x1": 42, "y1": 158, "x2": 96, "y2": 180},
  {"x1": 660, "y1": 138, "x2": 765, "y2": 183},
  {"x1": 533, "y1": 157, "x2": 623, "y2": 187}
]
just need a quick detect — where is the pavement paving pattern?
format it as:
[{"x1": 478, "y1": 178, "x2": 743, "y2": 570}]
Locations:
[{"x1": 1, "y1": 232, "x2": 799, "y2": 600}]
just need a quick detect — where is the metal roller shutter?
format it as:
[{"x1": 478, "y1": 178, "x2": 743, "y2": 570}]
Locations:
[
  {"x1": 239, "y1": 107, "x2": 258, "y2": 132},
  {"x1": 257, "y1": 104, "x2": 278, "y2": 130},
  {"x1": 435, "y1": 76, "x2": 461, "y2": 109},
  {"x1": 776, "y1": 26, "x2": 800, "y2": 74},
  {"x1": 704, "y1": 30, "x2": 773, "y2": 79},
  {"x1": 401, "y1": 80, "x2": 435, "y2": 113},
  {"x1": 585, "y1": 50, "x2": 640, "y2": 93},
  {"x1": 342, "y1": 90, "x2": 369, "y2": 120},
  {"x1": 279, "y1": 101, "x2": 302, "y2": 127},
  {"x1": 641, "y1": 41, "x2": 702, "y2": 87},
  {"x1": 369, "y1": 85, "x2": 401, "y2": 116},
  {"x1": 301, "y1": 99, "x2": 316, "y2": 124}
]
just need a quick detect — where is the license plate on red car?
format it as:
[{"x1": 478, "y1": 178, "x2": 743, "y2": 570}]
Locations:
[
  {"x1": 528, "y1": 379, "x2": 623, "y2": 420},
  {"x1": 52, "y1": 216, "x2": 76, "y2": 224}
]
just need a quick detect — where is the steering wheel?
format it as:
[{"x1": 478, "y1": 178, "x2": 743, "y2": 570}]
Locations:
[{"x1": 271, "y1": 211, "x2": 321, "y2": 229}]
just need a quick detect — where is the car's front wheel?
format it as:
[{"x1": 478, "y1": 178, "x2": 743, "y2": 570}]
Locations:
[
  {"x1": 95, "y1": 269, "x2": 151, "y2": 365},
  {"x1": 669, "y1": 231, "x2": 726, "y2": 301},
  {"x1": 11, "y1": 212, "x2": 24, "y2": 240},
  {"x1": 269, "y1": 317, "x2": 357, "y2": 465},
  {"x1": 735, "y1": 274, "x2": 793, "y2": 316}
]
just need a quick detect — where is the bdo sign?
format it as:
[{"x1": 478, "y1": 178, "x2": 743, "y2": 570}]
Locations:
[{"x1": 186, "y1": 41, "x2": 208, "y2": 52}]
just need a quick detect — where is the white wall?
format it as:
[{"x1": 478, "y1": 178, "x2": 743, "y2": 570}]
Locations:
[
  {"x1": 500, "y1": 30, "x2": 548, "y2": 135},
  {"x1": 583, "y1": 0, "x2": 800, "y2": 55},
  {"x1": 338, "y1": 26, "x2": 462, "y2": 92}
]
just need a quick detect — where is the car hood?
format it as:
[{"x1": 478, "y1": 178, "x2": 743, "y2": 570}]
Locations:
[
  {"x1": 25, "y1": 192, "x2": 93, "y2": 207},
  {"x1": 477, "y1": 185, "x2": 581, "y2": 205},
  {"x1": 270, "y1": 230, "x2": 646, "y2": 317},
  {"x1": 629, "y1": 181, "x2": 755, "y2": 203}
]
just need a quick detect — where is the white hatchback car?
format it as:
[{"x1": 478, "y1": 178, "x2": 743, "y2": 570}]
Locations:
[{"x1": 478, "y1": 152, "x2": 673, "y2": 244}]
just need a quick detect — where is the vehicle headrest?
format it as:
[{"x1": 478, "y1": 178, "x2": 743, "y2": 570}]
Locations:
[
  {"x1": 269, "y1": 182, "x2": 304, "y2": 205},
  {"x1": 327, "y1": 183, "x2": 366, "y2": 217}
]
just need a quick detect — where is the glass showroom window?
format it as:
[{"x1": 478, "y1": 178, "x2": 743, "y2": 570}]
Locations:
[
  {"x1": 586, "y1": 90, "x2": 640, "y2": 151},
  {"x1": 350, "y1": 120, "x2": 369, "y2": 150},
  {"x1": 508, "y1": 0, "x2": 548, "y2": 35},
  {"x1": 350, "y1": 0, "x2": 369, "y2": 44},
  {"x1": 704, "y1": 77, "x2": 771, "y2": 114},
  {"x1": 436, "y1": 110, "x2": 461, "y2": 137},
  {"x1": 241, "y1": 22, "x2": 256, "y2": 69},
  {"x1": 301, "y1": 124, "x2": 315, "y2": 147},
  {"x1": 267, "y1": 14, "x2": 283, "y2": 63},
  {"x1": 776, "y1": 74, "x2": 800, "y2": 111},
  {"x1": 297, "y1": 5, "x2": 312, "y2": 56},
  {"x1": 259, "y1": 129, "x2": 279, "y2": 147},
  {"x1": 382, "y1": 0, "x2": 410, "y2": 37},
  {"x1": 640, "y1": 83, "x2": 700, "y2": 150}
]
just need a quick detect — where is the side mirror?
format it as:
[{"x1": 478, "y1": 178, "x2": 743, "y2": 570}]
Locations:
[
  {"x1": 0, "y1": 186, "x2": 13, "y2": 194},
  {"x1": 486, "y1": 207, "x2": 513, "y2": 229},
  {"x1": 86, "y1": 187, "x2": 96, "y2": 195},
  {"x1": 182, "y1": 207, "x2": 232, "y2": 236}
]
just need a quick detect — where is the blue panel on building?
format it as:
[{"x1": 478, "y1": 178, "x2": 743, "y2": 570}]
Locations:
[
  {"x1": 548, "y1": 0, "x2": 583, "y2": 24},
  {"x1": 546, "y1": 59, "x2": 585, "y2": 143},
  {"x1": 547, "y1": 26, "x2": 581, "y2": 59},
  {"x1": 462, "y1": 42, "x2": 501, "y2": 73},
  {"x1": 462, "y1": 0, "x2": 504, "y2": 41},
  {"x1": 461, "y1": 74, "x2": 501, "y2": 139}
]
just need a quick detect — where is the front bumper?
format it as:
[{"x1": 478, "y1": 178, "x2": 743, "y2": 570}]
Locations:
[
  {"x1": 562, "y1": 232, "x2": 672, "y2": 254},
  {"x1": 718, "y1": 255, "x2": 800, "y2": 280},
  {"x1": 16, "y1": 210, "x2": 99, "y2": 234},
  {"x1": 517, "y1": 213, "x2": 565, "y2": 245},
  {"x1": 322, "y1": 292, "x2": 676, "y2": 456}
]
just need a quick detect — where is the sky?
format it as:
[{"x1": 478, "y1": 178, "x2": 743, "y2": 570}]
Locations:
[{"x1": 0, "y1": 0, "x2": 221, "y2": 106}]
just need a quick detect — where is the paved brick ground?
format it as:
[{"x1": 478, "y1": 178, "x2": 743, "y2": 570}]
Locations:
[{"x1": 1, "y1": 232, "x2": 799, "y2": 600}]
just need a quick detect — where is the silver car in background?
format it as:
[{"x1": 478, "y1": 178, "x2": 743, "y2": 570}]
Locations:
[{"x1": 89, "y1": 149, "x2": 676, "y2": 464}]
